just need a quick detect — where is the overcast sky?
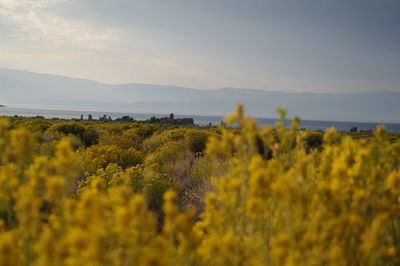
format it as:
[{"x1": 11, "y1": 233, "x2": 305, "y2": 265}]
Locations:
[{"x1": 1, "y1": 0, "x2": 399, "y2": 92}]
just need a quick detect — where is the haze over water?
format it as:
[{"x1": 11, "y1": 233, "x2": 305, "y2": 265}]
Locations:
[{"x1": 2, "y1": 106, "x2": 400, "y2": 133}]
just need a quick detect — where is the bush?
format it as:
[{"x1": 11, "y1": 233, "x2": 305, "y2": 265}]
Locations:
[
  {"x1": 17, "y1": 119, "x2": 52, "y2": 133},
  {"x1": 50, "y1": 122, "x2": 99, "y2": 147},
  {"x1": 2, "y1": 109, "x2": 400, "y2": 265},
  {"x1": 185, "y1": 129, "x2": 210, "y2": 154},
  {"x1": 75, "y1": 144, "x2": 144, "y2": 175},
  {"x1": 304, "y1": 130, "x2": 324, "y2": 150},
  {"x1": 144, "y1": 141, "x2": 193, "y2": 187},
  {"x1": 143, "y1": 128, "x2": 187, "y2": 153}
]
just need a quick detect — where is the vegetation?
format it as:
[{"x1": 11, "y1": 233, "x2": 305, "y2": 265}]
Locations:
[{"x1": 0, "y1": 106, "x2": 400, "y2": 265}]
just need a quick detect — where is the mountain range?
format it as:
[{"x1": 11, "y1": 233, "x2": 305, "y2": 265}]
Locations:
[{"x1": 1, "y1": 68, "x2": 399, "y2": 123}]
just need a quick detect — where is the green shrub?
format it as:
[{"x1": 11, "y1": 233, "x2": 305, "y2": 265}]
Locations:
[
  {"x1": 50, "y1": 122, "x2": 99, "y2": 147},
  {"x1": 185, "y1": 129, "x2": 210, "y2": 154},
  {"x1": 143, "y1": 128, "x2": 187, "y2": 153},
  {"x1": 75, "y1": 144, "x2": 144, "y2": 175},
  {"x1": 305, "y1": 131, "x2": 324, "y2": 150}
]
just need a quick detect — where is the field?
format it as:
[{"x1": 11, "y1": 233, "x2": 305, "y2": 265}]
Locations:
[{"x1": 1, "y1": 105, "x2": 400, "y2": 265}]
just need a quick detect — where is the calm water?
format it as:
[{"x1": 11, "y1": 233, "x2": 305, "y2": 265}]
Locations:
[{"x1": 1, "y1": 106, "x2": 400, "y2": 132}]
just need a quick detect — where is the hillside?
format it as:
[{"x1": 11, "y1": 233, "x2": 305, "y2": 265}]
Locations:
[{"x1": 1, "y1": 68, "x2": 400, "y2": 123}]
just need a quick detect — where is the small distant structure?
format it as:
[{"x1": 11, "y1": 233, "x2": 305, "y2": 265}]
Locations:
[
  {"x1": 99, "y1": 114, "x2": 113, "y2": 122},
  {"x1": 350, "y1": 126, "x2": 358, "y2": 132},
  {"x1": 145, "y1": 113, "x2": 194, "y2": 125},
  {"x1": 80, "y1": 115, "x2": 84, "y2": 121},
  {"x1": 115, "y1": 116, "x2": 135, "y2": 123}
]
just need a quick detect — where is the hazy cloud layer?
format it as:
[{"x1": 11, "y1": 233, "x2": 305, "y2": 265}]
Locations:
[
  {"x1": 0, "y1": 0, "x2": 399, "y2": 91},
  {"x1": 0, "y1": 0, "x2": 119, "y2": 49}
]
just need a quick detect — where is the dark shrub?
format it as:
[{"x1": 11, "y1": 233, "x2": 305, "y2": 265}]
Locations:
[
  {"x1": 185, "y1": 129, "x2": 210, "y2": 154},
  {"x1": 305, "y1": 131, "x2": 324, "y2": 150},
  {"x1": 50, "y1": 122, "x2": 99, "y2": 147}
]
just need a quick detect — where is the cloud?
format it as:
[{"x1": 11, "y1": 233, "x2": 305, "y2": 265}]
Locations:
[
  {"x1": 0, "y1": 0, "x2": 66, "y2": 9},
  {"x1": 0, "y1": 0, "x2": 120, "y2": 50}
]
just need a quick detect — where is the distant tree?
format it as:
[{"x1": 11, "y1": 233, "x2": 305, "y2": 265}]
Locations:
[
  {"x1": 80, "y1": 115, "x2": 84, "y2": 121},
  {"x1": 88, "y1": 114, "x2": 93, "y2": 121},
  {"x1": 99, "y1": 115, "x2": 108, "y2": 121},
  {"x1": 116, "y1": 116, "x2": 135, "y2": 123},
  {"x1": 169, "y1": 113, "x2": 174, "y2": 120},
  {"x1": 150, "y1": 116, "x2": 158, "y2": 123}
]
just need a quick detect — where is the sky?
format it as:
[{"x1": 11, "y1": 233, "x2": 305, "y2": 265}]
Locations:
[{"x1": 0, "y1": 0, "x2": 399, "y2": 92}]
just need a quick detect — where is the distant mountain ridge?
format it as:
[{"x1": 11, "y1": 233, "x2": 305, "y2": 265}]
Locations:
[{"x1": 1, "y1": 68, "x2": 400, "y2": 123}]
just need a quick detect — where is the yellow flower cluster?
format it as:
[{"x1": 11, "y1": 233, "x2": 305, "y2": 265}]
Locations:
[{"x1": 1, "y1": 106, "x2": 400, "y2": 265}]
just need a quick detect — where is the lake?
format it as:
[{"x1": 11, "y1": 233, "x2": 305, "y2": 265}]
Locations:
[{"x1": 1, "y1": 106, "x2": 400, "y2": 132}]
